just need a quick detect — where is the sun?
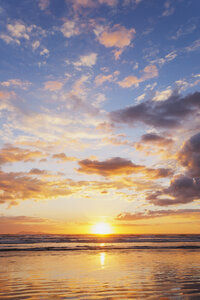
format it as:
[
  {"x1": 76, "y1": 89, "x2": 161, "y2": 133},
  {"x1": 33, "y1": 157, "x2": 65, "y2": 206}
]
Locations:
[{"x1": 92, "y1": 222, "x2": 112, "y2": 235}]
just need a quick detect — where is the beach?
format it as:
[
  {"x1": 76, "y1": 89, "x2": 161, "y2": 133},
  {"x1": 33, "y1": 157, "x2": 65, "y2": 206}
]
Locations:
[{"x1": 1, "y1": 235, "x2": 200, "y2": 299}]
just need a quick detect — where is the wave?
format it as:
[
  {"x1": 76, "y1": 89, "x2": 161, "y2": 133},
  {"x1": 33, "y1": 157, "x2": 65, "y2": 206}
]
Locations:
[
  {"x1": 1, "y1": 234, "x2": 200, "y2": 251},
  {"x1": 1, "y1": 245, "x2": 200, "y2": 251},
  {"x1": 1, "y1": 234, "x2": 200, "y2": 244}
]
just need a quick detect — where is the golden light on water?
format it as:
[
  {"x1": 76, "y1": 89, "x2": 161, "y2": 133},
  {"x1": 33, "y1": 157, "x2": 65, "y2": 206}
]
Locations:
[
  {"x1": 91, "y1": 222, "x2": 112, "y2": 235},
  {"x1": 100, "y1": 252, "x2": 105, "y2": 268}
]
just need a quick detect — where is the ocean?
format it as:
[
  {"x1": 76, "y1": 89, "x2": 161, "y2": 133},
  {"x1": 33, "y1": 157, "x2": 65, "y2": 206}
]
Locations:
[{"x1": 0, "y1": 234, "x2": 200, "y2": 299}]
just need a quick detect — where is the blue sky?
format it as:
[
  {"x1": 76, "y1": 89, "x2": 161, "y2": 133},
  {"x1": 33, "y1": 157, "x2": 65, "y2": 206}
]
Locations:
[{"x1": 0, "y1": 0, "x2": 200, "y2": 234}]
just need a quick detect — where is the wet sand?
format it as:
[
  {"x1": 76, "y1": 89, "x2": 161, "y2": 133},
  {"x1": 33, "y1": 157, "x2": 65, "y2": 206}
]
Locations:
[{"x1": 0, "y1": 249, "x2": 200, "y2": 299}]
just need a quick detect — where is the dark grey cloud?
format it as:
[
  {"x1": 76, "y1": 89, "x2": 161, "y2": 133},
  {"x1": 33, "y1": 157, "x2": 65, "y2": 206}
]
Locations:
[
  {"x1": 147, "y1": 175, "x2": 200, "y2": 206},
  {"x1": 110, "y1": 91, "x2": 200, "y2": 128},
  {"x1": 177, "y1": 132, "x2": 200, "y2": 177},
  {"x1": 145, "y1": 132, "x2": 200, "y2": 206},
  {"x1": 141, "y1": 133, "x2": 173, "y2": 145}
]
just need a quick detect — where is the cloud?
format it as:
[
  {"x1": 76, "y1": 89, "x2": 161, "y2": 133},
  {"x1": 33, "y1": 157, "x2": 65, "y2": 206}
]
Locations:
[
  {"x1": 147, "y1": 175, "x2": 200, "y2": 206},
  {"x1": 134, "y1": 133, "x2": 174, "y2": 157},
  {"x1": 118, "y1": 64, "x2": 158, "y2": 88},
  {"x1": 0, "y1": 20, "x2": 31, "y2": 45},
  {"x1": 28, "y1": 168, "x2": 49, "y2": 175},
  {"x1": 7, "y1": 21, "x2": 30, "y2": 40},
  {"x1": 144, "y1": 132, "x2": 200, "y2": 206},
  {"x1": 0, "y1": 145, "x2": 47, "y2": 165},
  {"x1": 77, "y1": 157, "x2": 144, "y2": 176},
  {"x1": 110, "y1": 91, "x2": 200, "y2": 128},
  {"x1": 185, "y1": 39, "x2": 200, "y2": 52},
  {"x1": 0, "y1": 21, "x2": 46, "y2": 46},
  {"x1": 151, "y1": 51, "x2": 177, "y2": 67},
  {"x1": 118, "y1": 75, "x2": 140, "y2": 88},
  {"x1": 97, "y1": 24, "x2": 136, "y2": 59},
  {"x1": 73, "y1": 53, "x2": 97, "y2": 68},
  {"x1": 95, "y1": 71, "x2": 119, "y2": 86},
  {"x1": 162, "y1": 1, "x2": 175, "y2": 17},
  {"x1": 152, "y1": 87, "x2": 173, "y2": 101},
  {"x1": 177, "y1": 132, "x2": 200, "y2": 177},
  {"x1": 171, "y1": 21, "x2": 197, "y2": 40},
  {"x1": 77, "y1": 157, "x2": 173, "y2": 178},
  {"x1": 32, "y1": 40, "x2": 40, "y2": 50},
  {"x1": 136, "y1": 93, "x2": 146, "y2": 102},
  {"x1": 44, "y1": 81, "x2": 63, "y2": 91},
  {"x1": 98, "y1": 24, "x2": 135, "y2": 48},
  {"x1": 70, "y1": 0, "x2": 118, "y2": 11},
  {"x1": 116, "y1": 209, "x2": 200, "y2": 221},
  {"x1": 0, "y1": 33, "x2": 20, "y2": 45},
  {"x1": 0, "y1": 170, "x2": 82, "y2": 206},
  {"x1": 40, "y1": 48, "x2": 49, "y2": 56},
  {"x1": 138, "y1": 133, "x2": 173, "y2": 146},
  {"x1": 98, "y1": 0, "x2": 118, "y2": 6},
  {"x1": 61, "y1": 20, "x2": 80, "y2": 38},
  {"x1": 0, "y1": 90, "x2": 17, "y2": 112},
  {"x1": 0, "y1": 79, "x2": 31, "y2": 90},
  {"x1": 52, "y1": 153, "x2": 77, "y2": 162},
  {"x1": 113, "y1": 49, "x2": 123, "y2": 60},
  {"x1": 38, "y1": 0, "x2": 50, "y2": 10}
]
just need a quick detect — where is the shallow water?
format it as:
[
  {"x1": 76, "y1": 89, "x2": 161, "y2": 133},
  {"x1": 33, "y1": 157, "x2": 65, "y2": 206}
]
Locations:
[{"x1": 1, "y1": 248, "x2": 200, "y2": 299}]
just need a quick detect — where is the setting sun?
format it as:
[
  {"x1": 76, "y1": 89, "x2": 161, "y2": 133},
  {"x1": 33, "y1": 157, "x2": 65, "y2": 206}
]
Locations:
[{"x1": 92, "y1": 222, "x2": 112, "y2": 235}]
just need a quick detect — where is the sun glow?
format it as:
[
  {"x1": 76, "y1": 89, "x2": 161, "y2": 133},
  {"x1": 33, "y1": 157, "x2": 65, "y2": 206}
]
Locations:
[{"x1": 92, "y1": 222, "x2": 112, "y2": 235}]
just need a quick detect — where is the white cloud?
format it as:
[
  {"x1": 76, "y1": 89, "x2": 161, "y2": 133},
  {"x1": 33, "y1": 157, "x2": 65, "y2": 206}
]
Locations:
[
  {"x1": 185, "y1": 39, "x2": 200, "y2": 52},
  {"x1": 40, "y1": 48, "x2": 49, "y2": 56},
  {"x1": 151, "y1": 51, "x2": 177, "y2": 67},
  {"x1": 73, "y1": 53, "x2": 97, "y2": 68},
  {"x1": 32, "y1": 40, "x2": 40, "y2": 50},
  {"x1": 171, "y1": 22, "x2": 197, "y2": 40},
  {"x1": 153, "y1": 87, "x2": 173, "y2": 101},
  {"x1": 162, "y1": 1, "x2": 175, "y2": 17},
  {"x1": 0, "y1": 33, "x2": 20, "y2": 45},
  {"x1": 136, "y1": 93, "x2": 146, "y2": 102},
  {"x1": 61, "y1": 20, "x2": 80, "y2": 38},
  {"x1": 7, "y1": 21, "x2": 30, "y2": 40}
]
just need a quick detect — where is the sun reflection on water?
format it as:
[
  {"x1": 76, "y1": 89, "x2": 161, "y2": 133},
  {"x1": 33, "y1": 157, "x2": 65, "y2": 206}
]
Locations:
[{"x1": 100, "y1": 252, "x2": 105, "y2": 268}]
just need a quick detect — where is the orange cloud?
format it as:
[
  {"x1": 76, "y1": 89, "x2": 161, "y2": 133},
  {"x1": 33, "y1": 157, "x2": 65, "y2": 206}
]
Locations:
[
  {"x1": 95, "y1": 71, "x2": 119, "y2": 85},
  {"x1": 77, "y1": 157, "x2": 144, "y2": 176},
  {"x1": 77, "y1": 157, "x2": 173, "y2": 178},
  {"x1": 70, "y1": 0, "x2": 117, "y2": 11},
  {"x1": 116, "y1": 209, "x2": 200, "y2": 221},
  {"x1": 0, "y1": 145, "x2": 47, "y2": 165},
  {"x1": 0, "y1": 90, "x2": 16, "y2": 100},
  {"x1": 0, "y1": 79, "x2": 31, "y2": 89},
  {"x1": 52, "y1": 153, "x2": 77, "y2": 162},
  {"x1": 44, "y1": 81, "x2": 63, "y2": 91},
  {"x1": 118, "y1": 64, "x2": 158, "y2": 88},
  {"x1": 118, "y1": 75, "x2": 140, "y2": 88},
  {"x1": 98, "y1": 24, "x2": 136, "y2": 49},
  {"x1": 0, "y1": 170, "x2": 82, "y2": 206}
]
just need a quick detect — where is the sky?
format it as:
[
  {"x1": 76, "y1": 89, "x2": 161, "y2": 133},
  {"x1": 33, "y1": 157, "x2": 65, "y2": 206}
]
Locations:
[{"x1": 0, "y1": 0, "x2": 200, "y2": 234}]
